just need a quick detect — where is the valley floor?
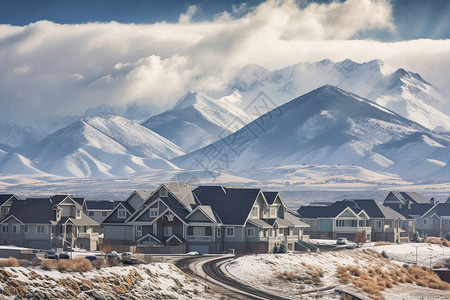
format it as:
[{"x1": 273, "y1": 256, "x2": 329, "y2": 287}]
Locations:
[{"x1": 226, "y1": 243, "x2": 450, "y2": 300}]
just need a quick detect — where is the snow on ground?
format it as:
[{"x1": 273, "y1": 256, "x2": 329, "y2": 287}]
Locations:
[
  {"x1": 226, "y1": 244, "x2": 450, "y2": 299},
  {"x1": 0, "y1": 263, "x2": 215, "y2": 299}
]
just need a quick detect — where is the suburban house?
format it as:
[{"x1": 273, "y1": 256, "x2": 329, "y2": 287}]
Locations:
[
  {"x1": 0, "y1": 195, "x2": 100, "y2": 251},
  {"x1": 102, "y1": 184, "x2": 309, "y2": 254},
  {"x1": 85, "y1": 200, "x2": 119, "y2": 225},
  {"x1": 297, "y1": 199, "x2": 411, "y2": 243},
  {"x1": 419, "y1": 201, "x2": 450, "y2": 238},
  {"x1": 0, "y1": 194, "x2": 20, "y2": 221},
  {"x1": 383, "y1": 191, "x2": 437, "y2": 236}
]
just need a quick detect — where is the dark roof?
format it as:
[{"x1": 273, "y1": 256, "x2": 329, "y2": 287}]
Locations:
[
  {"x1": 7, "y1": 198, "x2": 54, "y2": 224},
  {"x1": 50, "y1": 195, "x2": 70, "y2": 204},
  {"x1": 386, "y1": 192, "x2": 429, "y2": 204},
  {"x1": 297, "y1": 200, "x2": 362, "y2": 218},
  {"x1": 353, "y1": 199, "x2": 405, "y2": 220},
  {"x1": 72, "y1": 197, "x2": 85, "y2": 207},
  {"x1": 193, "y1": 186, "x2": 261, "y2": 225},
  {"x1": 0, "y1": 194, "x2": 17, "y2": 206},
  {"x1": 385, "y1": 202, "x2": 433, "y2": 218},
  {"x1": 86, "y1": 200, "x2": 116, "y2": 210},
  {"x1": 422, "y1": 203, "x2": 450, "y2": 218},
  {"x1": 121, "y1": 201, "x2": 136, "y2": 214},
  {"x1": 446, "y1": 196, "x2": 450, "y2": 203},
  {"x1": 263, "y1": 192, "x2": 278, "y2": 205}
]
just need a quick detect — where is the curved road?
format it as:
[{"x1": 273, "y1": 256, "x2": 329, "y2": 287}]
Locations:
[{"x1": 176, "y1": 255, "x2": 292, "y2": 300}]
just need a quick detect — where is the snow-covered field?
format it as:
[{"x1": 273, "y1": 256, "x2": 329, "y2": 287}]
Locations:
[
  {"x1": 226, "y1": 243, "x2": 450, "y2": 299},
  {"x1": 0, "y1": 263, "x2": 215, "y2": 299}
]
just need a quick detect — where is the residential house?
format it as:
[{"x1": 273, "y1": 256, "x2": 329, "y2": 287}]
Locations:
[
  {"x1": 383, "y1": 191, "x2": 436, "y2": 236},
  {"x1": 85, "y1": 200, "x2": 118, "y2": 225},
  {"x1": 0, "y1": 194, "x2": 20, "y2": 221},
  {"x1": 101, "y1": 184, "x2": 309, "y2": 254},
  {"x1": 0, "y1": 195, "x2": 99, "y2": 251},
  {"x1": 419, "y1": 203, "x2": 450, "y2": 238},
  {"x1": 297, "y1": 199, "x2": 411, "y2": 243}
]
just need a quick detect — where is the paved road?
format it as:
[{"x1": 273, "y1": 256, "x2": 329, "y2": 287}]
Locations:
[{"x1": 176, "y1": 255, "x2": 292, "y2": 300}]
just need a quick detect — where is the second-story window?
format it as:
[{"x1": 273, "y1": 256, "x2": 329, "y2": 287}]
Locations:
[
  {"x1": 88, "y1": 211, "x2": 94, "y2": 217},
  {"x1": 251, "y1": 207, "x2": 258, "y2": 218},
  {"x1": 270, "y1": 207, "x2": 276, "y2": 217},
  {"x1": 76, "y1": 210, "x2": 81, "y2": 219},
  {"x1": 102, "y1": 211, "x2": 107, "y2": 217},
  {"x1": 118, "y1": 208, "x2": 126, "y2": 219},
  {"x1": 149, "y1": 208, "x2": 158, "y2": 217},
  {"x1": 1, "y1": 207, "x2": 9, "y2": 214},
  {"x1": 226, "y1": 227, "x2": 234, "y2": 237},
  {"x1": 136, "y1": 225, "x2": 142, "y2": 237},
  {"x1": 12, "y1": 224, "x2": 20, "y2": 233}
]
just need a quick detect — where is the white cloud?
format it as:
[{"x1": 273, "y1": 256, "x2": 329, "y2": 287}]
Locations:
[{"x1": 0, "y1": 0, "x2": 449, "y2": 117}]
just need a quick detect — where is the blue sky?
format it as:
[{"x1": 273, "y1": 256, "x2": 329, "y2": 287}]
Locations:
[
  {"x1": 0, "y1": 0, "x2": 449, "y2": 117},
  {"x1": 1, "y1": 0, "x2": 449, "y2": 40}
]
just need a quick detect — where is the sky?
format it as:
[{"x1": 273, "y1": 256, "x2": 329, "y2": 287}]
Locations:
[{"x1": 1, "y1": 0, "x2": 450, "y2": 117}]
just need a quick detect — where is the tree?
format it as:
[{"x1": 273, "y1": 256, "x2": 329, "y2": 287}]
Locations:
[
  {"x1": 412, "y1": 231, "x2": 420, "y2": 243},
  {"x1": 273, "y1": 244, "x2": 279, "y2": 253},
  {"x1": 279, "y1": 242, "x2": 287, "y2": 254},
  {"x1": 354, "y1": 231, "x2": 367, "y2": 247}
]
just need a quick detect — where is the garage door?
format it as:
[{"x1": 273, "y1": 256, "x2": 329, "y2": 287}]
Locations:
[{"x1": 189, "y1": 245, "x2": 209, "y2": 254}]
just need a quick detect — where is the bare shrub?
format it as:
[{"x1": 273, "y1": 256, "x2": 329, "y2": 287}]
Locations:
[
  {"x1": 108, "y1": 257, "x2": 120, "y2": 267},
  {"x1": 143, "y1": 255, "x2": 153, "y2": 264},
  {"x1": 40, "y1": 259, "x2": 54, "y2": 270},
  {"x1": 57, "y1": 259, "x2": 74, "y2": 271},
  {"x1": 354, "y1": 231, "x2": 366, "y2": 247},
  {"x1": 72, "y1": 257, "x2": 93, "y2": 272},
  {"x1": 0, "y1": 257, "x2": 19, "y2": 267},
  {"x1": 374, "y1": 241, "x2": 391, "y2": 246},
  {"x1": 443, "y1": 239, "x2": 450, "y2": 247},
  {"x1": 425, "y1": 237, "x2": 442, "y2": 245},
  {"x1": 92, "y1": 258, "x2": 105, "y2": 269}
]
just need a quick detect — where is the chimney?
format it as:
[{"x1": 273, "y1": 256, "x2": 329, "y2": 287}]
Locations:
[{"x1": 430, "y1": 198, "x2": 435, "y2": 206}]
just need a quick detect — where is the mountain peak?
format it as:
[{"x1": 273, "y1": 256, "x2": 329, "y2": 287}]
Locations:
[{"x1": 172, "y1": 90, "x2": 214, "y2": 110}]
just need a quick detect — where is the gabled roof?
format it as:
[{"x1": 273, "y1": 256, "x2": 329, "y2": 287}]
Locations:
[
  {"x1": 248, "y1": 218, "x2": 272, "y2": 228},
  {"x1": 56, "y1": 216, "x2": 98, "y2": 226},
  {"x1": 266, "y1": 218, "x2": 290, "y2": 228},
  {"x1": 163, "y1": 184, "x2": 197, "y2": 212},
  {"x1": 446, "y1": 196, "x2": 450, "y2": 203},
  {"x1": 186, "y1": 205, "x2": 219, "y2": 223},
  {"x1": 50, "y1": 195, "x2": 71, "y2": 204},
  {"x1": 384, "y1": 191, "x2": 429, "y2": 204},
  {"x1": 132, "y1": 190, "x2": 152, "y2": 201},
  {"x1": 72, "y1": 197, "x2": 86, "y2": 208},
  {"x1": 297, "y1": 200, "x2": 362, "y2": 218},
  {"x1": 384, "y1": 202, "x2": 433, "y2": 218},
  {"x1": 353, "y1": 199, "x2": 406, "y2": 220},
  {"x1": 86, "y1": 200, "x2": 116, "y2": 210},
  {"x1": 193, "y1": 186, "x2": 263, "y2": 225},
  {"x1": 263, "y1": 192, "x2": 287, "y2": 208},
  {"x1": 137, "y1": 234, "x2": 161, "y2": 244},
  {"x1": 283, "y1": 211, "x2": 309, "y2": 227},
  {"x1": 0, "y1": 215, "x2": 24, "y2": 225},
  {"x1": 7, "y1": 198, "x2": 54, "y2": 224},
  {"x1": 0, "y1": 194, "x2": 19, "y2": 206},
  {"x1": 422, "y1": 203, "x2": 450, "y2": 218},
  {"x1": 166, "y1": 234, "x2": 185, "y2": 244}
]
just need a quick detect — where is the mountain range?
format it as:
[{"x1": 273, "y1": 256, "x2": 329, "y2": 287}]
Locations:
[{"x1": 0, "y1": 59, "x2": 449, "y2": 182}]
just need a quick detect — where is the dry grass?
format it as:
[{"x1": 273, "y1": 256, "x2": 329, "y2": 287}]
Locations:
[
  {"x1": 424, "y1": 237, "x2": 450, "y2": 247},
  {"x1": 92, "y1": 258, "x2": 106, "y2": 269},
  {"x1": 40, "y1": 259, "x2": 55, "y2": 270},
  {"x1": 374, "y1": 241, "x2": 391, "y2": 246},
  {"x1": 55, "y1": 258, "x2": 93, "y2": 272},
  {"x1": 443, "y1": 239, "x2": 450, "y2": 247},
  {"x1": 0, "y1": 257, "x2": 19, "y2": 267}
]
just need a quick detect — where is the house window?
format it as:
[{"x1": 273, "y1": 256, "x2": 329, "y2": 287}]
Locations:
[
  {"x1": 336, "y1": 220, "x2": 343, "y2": 227},
  {"x1": 423, "y1": 219, "x2": 427, "y2": 225},
  {"x1": 102, "y1": 211, "x2": 107, "y2": 217},
  {"x1": 1, "y1": 207, "x2": 9, "y2": 214},
  {"x1": 217, "y1": 227, "x2": 221, "y2": 237},
  {"x1": 270, "y1": 207, "x2": 276, "y2": 217},
  {"x1": 36, "y1": 226, "x2": 48, "y2": 234},
  {"x1": 193, "y1": 227, "x2": 205, "y2": 236},
  {"x1": 136, "y1": 225, "x2": 142, "y2": 237},
  {"x1": 12, "y1": 224, "x2": 20, "y2": 233},
  {"x1": 76, "y1": 210, "x2": 81, "y2": 219},
  {"x1": 24, "y1": 226, "x2": 29, "y2": 233},
  {"x1": 226, "y1": 227, "x2": 234, "y2": 237},
  {"x1": 279, "y1": 228, "x2": 284, "y2": 235},
  {"x1": 56, "y1": 210, "x2": 60, "y2": 219},
  {"x1": 1, "y1": 225, "x2": 8, "y2": 233},
  {"x1": 160, "y1": 188, "x2": 168, "y2": 197},
  {"x1": 359, "y1": 220, "x2": 364, "y2": 227},
  {"x1": 251, "y1": 207, "x2": 258, "y2": 218},
  {"x1": 88, "y1": 211, "x2": 94, "y2": 217},
  {"x1": 247, "y1": 228, "x2": 255, "y2": 237},
  {"x1": 118, "y1": 208, "x2": 126, "y2": 219},
  {"x1": 149, "y1": 208, "x2": 158, "y2": 217},
  {"x1": 78, "y1": 226, "x2": 87, "y2": 233},
  {"x1": 164, "y1": 226, "x2": 172, "y2": 236}
]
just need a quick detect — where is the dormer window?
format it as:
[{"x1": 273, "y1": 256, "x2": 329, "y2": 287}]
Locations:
[
  {"x1": 251, "y1": 206, "x2": 258, "y2": 218},
  {"x1": 118, "y1": 208, "x2": 126, "y2": 219},
  {"x1": 159, "y1": 188, "x2": 168, "y2": 197},
  {"x1": 76, "y1": 210, "x2": 81, "y2": 219},
  {"x1": 270, "y1": 207, "x2": 277, "y2": 217},
  {"x1": 0, "y1": 207, "x2": 9, "y2": 214},
  {"x1": 149, "y1": 208, "x2": 158, "y2": 217}
]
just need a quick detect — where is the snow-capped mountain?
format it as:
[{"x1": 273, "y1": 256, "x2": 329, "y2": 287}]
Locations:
[
  {"x1": 142, "y1": 91, "x2": 254, "y2": 152},
  {"x1": 84, "y1": 102, "x2": 156, "y2": 123},
  {"x1": 227, "y1": 59, "x2": 450, "y2": 131},
  {"x1": 173, "y1": 85, "x2": 450, "y2": 180},
  {"x1": 30, "y1": 115, "x2": 184, "y2": 178}
]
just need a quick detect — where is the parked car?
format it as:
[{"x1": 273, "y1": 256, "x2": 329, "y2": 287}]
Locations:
[
  {"x1": 336, "y1": 237, "x2": 348, "y2": 245},
  {"x1": 120, "y1": 252, "x2": 138, "y2": 264},
  {"x1": 186, "y1": 251, "x2": 199, "y2": 256},
  {"x1": 85, "y1": 255, "x2": 98, "y2": 262},
  {"x1": 59, "y1": 252, "x2": 70, "y2": 259},
  {"x1": 44, "y1": 251, "x2": 59, "y2": 259}
]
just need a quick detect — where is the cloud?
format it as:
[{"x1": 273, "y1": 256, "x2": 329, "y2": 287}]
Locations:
[{"x1": 0, "y1": 0, "x2": 448, "y2": 118}]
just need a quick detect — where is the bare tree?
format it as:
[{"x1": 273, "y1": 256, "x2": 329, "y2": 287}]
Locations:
[{"x1": 354, "y1": 231, "x2": 366, "y2": 247}]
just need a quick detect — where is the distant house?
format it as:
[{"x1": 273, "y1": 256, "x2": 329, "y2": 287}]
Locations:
[
  {"x1": 419, "y1": 203, "x2": 450, "y2": 238},
  {"x1": 85, "y1": 200, "x2": 118, "y2": 225},
  {"x1": 102, "y1": 184, "x2": 309, "y2": 254},
  {"x1": 383, "y1": 191, "x2": 436, "y2": 236},
  {"x1": 0, "y1": 195, "x2": 100, "y2": 251},
  {"x1": 297, "y1": 199, "x2": 411, "y2": 243}
]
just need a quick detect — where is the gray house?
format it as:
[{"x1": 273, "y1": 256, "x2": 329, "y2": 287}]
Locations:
[
  {"x1": 85, "y1": 200, "x2": 118, "y2": 225},
  {"x1": 297, "y1": 199, "x2": 411, "y2": 243},
  {"x1": 102, "y1": 184, "x2": 309, "y2": 254},
  {"x1": 0, "y1": 195, "x2": 99, "y2": 251},
  {"x1": 383, "y1": 191, "x2": 436, "y2": 236},
  {"x1": 419, "y1": 202, "x2": 450, "y2": 238}
]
